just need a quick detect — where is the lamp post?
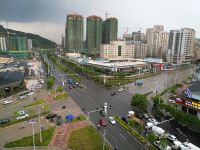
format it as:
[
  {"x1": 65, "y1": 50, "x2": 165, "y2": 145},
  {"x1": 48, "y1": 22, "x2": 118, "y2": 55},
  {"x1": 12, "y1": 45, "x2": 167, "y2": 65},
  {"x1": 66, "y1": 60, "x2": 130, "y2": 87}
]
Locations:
[
  {"x1": 38, "y1": 104, "x2": 42, "y2": 143},
  {"x1": 28, "y1": 119, "x2": 37, "y2": 150}
]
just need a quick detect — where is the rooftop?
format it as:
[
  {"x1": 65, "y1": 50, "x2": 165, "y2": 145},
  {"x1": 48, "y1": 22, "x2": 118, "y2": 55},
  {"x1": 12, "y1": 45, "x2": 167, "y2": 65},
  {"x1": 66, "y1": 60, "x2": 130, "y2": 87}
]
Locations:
[{"x1": 0, "y1": 70, "x2": 24, "y2": 87}]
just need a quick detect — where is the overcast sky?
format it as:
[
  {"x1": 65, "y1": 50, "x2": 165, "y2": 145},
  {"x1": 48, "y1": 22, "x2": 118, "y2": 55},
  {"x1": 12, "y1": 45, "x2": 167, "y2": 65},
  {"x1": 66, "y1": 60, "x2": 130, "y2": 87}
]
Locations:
[{"x1": 0, "y1": 0, "x2": 199, "y2": 43}]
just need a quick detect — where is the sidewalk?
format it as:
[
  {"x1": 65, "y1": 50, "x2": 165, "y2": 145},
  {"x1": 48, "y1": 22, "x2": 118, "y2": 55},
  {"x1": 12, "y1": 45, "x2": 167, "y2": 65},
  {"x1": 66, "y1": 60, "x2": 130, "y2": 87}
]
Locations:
[{"x1": 50, "y1": 120, "x2": 90, "y2": 148}]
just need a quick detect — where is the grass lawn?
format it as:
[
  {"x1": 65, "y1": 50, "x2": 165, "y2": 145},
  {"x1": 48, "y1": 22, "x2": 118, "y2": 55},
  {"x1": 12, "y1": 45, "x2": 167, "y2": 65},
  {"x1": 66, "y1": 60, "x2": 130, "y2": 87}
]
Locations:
[
  {"x1": 68, "y1": 126, "x2": 111, "y2": 150},
  {"x1": 54, "y1": 93, "x2": 68, "y2": 100},
  {"x1": 24, "y1": 99, "x2": 46, "y2": 108},
  {"x1": 4, "y1": 128, "x2": 55, "y2": 148}
]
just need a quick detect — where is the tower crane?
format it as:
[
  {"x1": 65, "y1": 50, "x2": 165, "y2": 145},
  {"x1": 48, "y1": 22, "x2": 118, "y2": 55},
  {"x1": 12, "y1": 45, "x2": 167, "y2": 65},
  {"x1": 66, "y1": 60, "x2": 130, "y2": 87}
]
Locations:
[{"x1": 95, "y1": 8, "x2": 109, "y2": 19}]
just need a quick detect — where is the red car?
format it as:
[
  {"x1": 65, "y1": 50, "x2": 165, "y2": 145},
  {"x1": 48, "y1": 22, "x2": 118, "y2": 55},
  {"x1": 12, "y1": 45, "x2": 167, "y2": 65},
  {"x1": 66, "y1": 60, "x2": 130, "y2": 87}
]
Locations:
[{"x1": 99, "y1": 118, "x2": 106, "y2": 126}]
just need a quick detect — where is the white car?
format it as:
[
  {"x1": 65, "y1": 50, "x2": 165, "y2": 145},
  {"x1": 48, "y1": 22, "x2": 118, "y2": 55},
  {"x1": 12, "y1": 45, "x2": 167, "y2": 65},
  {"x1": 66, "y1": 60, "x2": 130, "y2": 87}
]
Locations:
[
  {"x1": 18, "y1": 110, "x2": 26, "y2": 116},
  {"x1": 59, "y1": 74, "x2": 62, "y2": 77},
  {"x1": 108, "y1": 117, "x2": 116, "y2": 125},
  {"x1": 3, "y1": 100, "x2": 13, "y2": 105},
  {"x1": 148, "y1": 118, "x2": 159, "y2": 125},
  {"x1": 166, "y1": 134, "x2": 177, "y2": 142},
  {"x1": 27, "y1": 92, "x2": 34, "y2": 96},
  {"x1": 168, "y1": 99, "x2": 175, "y2": 104},
  {"x1": 118, "y1": 88, "x2": 124, "y2": 92},
  {"x1": 16, "y1": 113, "x2": 29, "y2": 120}
]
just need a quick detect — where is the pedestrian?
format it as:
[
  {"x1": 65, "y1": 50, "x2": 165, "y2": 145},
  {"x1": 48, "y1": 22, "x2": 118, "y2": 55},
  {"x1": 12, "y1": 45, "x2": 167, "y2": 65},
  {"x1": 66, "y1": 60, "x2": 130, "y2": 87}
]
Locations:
[
  {"x1": 97, "y1": 124, "x2": 100, "y2": 130},
  {"x1": 34, "y1": 95, "x2": 37, "y2": 101}
]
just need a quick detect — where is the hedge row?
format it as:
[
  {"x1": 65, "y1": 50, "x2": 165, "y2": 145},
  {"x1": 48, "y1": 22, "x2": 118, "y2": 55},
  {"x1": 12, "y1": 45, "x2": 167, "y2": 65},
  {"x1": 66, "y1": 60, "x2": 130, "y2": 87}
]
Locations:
[{"x1": 115, "y1": 117, "x2": 156, "y2": 150}]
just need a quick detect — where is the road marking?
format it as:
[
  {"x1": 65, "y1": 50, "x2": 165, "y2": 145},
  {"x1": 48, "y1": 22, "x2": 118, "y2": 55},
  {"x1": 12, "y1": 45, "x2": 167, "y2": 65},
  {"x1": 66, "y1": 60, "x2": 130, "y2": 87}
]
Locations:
[{"x1": 120, "y1": 133, "x2": 127, "y2": 141}]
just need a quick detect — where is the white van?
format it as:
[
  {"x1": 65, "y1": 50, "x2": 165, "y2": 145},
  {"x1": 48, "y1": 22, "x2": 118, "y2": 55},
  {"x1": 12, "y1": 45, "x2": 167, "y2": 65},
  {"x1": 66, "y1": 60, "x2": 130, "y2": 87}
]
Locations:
[{"x1": 127, "y1": 111, "x2": 135, "y2": 117}]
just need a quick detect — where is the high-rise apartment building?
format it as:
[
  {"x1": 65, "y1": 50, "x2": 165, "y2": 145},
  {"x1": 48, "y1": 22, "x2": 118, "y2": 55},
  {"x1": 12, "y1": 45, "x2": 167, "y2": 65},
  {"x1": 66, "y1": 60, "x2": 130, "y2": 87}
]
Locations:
[
  {"x1": 17, "y1": 36, "x2": 27, "y2": 50},
  {"x1": 27, "y1": 39, "x2": 32, "y2": 51},
  {"x1": 86, "y1": 15, "x2": 102, "y2": 54},
  {"x1": 8, "y1": 36, "x2": 18, "y2": 50},
  {"x1": 65, "y1": 14, "x2": 83, "y2": 52},
  {"x1": 102, "y1": 17, "x2": 118, "y2": 44},
  {"x1": 134, "y1": 42, "x2": 147, "y2": 59},
  {"x1": 146, "y1": 25, "x2": 168, "y2": 59},
  {"x1": 167, "y1": 28, "x2": 195, "y2": 65},
  {"x1": 100, "y1": 40, "x2": 134, "y2": 60},
  {"x1": 0, "y1": 36, "x2": 7, "y2": 51}
]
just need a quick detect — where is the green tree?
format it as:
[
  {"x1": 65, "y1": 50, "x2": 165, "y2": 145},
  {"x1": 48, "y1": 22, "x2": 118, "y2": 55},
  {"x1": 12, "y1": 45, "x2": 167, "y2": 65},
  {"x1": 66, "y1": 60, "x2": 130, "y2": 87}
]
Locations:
[
  {"x1": 47, "y1": 76, "x2": 55, "y2": 89},
  {"x1": 131, "y1": 94, "x2": 148, "y2": 112},
  {"x1": 146, "y1": 133, "x2": 157, "y2": 143},
  {"x1": 56, "y1": 86, "x2": 64, "y2": 93}
]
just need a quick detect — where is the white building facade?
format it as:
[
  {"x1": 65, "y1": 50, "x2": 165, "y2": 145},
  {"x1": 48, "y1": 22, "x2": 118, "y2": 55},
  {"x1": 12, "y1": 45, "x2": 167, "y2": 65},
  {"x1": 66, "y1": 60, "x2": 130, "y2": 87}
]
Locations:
[
  {"x1": 146, "y1": 25, "x2": 169, "y2": 59},
  {"x1": 27, "y1": 39, "x2": 32, "y2": 51},
  {"x1": 167, "y1": 28, "x2": 195, "y2": 65},
  {"x1": 0, "y1": 36, "x2": 7, "y2": 51},
  {"x1": 100, "y1": 40, "x2": 134, "y2": 60}
]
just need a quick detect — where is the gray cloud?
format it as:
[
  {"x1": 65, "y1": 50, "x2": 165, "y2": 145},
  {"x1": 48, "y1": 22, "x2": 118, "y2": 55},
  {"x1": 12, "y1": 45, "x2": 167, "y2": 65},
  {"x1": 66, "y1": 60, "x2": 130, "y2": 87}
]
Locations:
[{"x1": 0, "y1": 0, "x2": 199, "y2": 43}]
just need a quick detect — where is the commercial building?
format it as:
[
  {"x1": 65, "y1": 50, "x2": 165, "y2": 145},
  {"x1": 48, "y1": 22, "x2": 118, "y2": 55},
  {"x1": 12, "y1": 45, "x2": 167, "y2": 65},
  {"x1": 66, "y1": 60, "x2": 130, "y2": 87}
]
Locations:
[
  {"x1": 167, "y1": 28, "x2": 195, "y2": 65},
  {"x1": 86, "y1": 15, "x2": 102, "y2": 54},
  {"x1": 146, "y1": 25, "x2": 169, "y2": 59},
  {"x1": 102, "y1": 17, "x2": 118, "y2": 44},
  {"x1": 176, "y1": 81, "x2": 200, "y2": 119},
  {"x1": 0, "y1": 56, "x2": 13, "y2": 64},
  {"x1": 100, "y1": 40, "x2": 134, "y2": 60},
  {"x1": 65, "y1": 14, "x2": 84, "y2": 53},
  {"x1": 27, "y1": 39, "x2": 32, "y2": 51},
  {"x1": 0, "y1": 36, "x2": 7, "y2": 51}
]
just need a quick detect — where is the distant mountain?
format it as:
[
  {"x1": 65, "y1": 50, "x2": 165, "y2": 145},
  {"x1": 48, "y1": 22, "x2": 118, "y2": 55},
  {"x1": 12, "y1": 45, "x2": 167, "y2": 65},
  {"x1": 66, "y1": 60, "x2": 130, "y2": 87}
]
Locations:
[{"x1": 0, "y1": 25, "x2": 57, "y2": 49}]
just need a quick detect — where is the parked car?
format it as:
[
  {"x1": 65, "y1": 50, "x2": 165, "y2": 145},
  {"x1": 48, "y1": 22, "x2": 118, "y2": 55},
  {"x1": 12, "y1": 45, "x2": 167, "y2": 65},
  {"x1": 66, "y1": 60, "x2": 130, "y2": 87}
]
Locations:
[
  {"x1": 166, "y1": 134, "x2": 177, "y2": 142},
  {"x1": 27, "y1": 92, "x2": 34, "y2": 96},
  {"x1": 46, "y1": 113, "x2": 57, "y2": 119},
  {"x1": 118, "y1": 87, "x2": 124, "y2": 92},
  {"x1": 168, "y1": 99, "x2": 175, "y2": 104},
  {"x1": 16, "y1": 113, "x2": 29, "y2": 120},
  {"x1": 108, "y1": 117, "x2": 116, "y2": 125},
  {"x1": 0, "y1": 118, "x2": 10, "y2": 124},
  {"x1": 154, "y1": 141, "x2": 172, "y2": 150},
  {"x1": 143, "y1": 113, "x2": 149, "y2": 119},
  {"x1": 56, "y1": 116, "x2": 62, "y2": 125},
  {"x1": 3, "y1": 100, "x2": 13, "y2": 105},
  {"x1": 148, "y1": 118, "x2": 159, "y2": 125},
  {"x1": 121, "y1": 116, "x2": 128, "y2": 124},
  {"x1": 18, "y1": 110, "x2": 26, "y2": 116},
  {"x1": 99, "y1": 118, "x2": 107, "y2": 126}
]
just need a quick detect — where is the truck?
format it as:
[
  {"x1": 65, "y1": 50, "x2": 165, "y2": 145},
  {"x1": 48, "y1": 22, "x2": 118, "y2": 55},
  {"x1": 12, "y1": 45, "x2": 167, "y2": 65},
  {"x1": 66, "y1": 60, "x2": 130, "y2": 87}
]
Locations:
[
  {"x1": 183, "y1": 142, "x2": 200, "y2": 150},
  {"x1": 172, "y1": 140, "x2": 183, "y2": 149},
  {"x1": 151, "y1": 126, "x2": 165, "y2": 137}
]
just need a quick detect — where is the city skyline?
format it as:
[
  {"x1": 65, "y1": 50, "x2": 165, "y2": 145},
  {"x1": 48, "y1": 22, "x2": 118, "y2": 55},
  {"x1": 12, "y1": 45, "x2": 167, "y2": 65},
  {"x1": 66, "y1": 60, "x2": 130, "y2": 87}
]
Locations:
[{"x1": 0, "y1": 0, "x2": 200, "y2": 43}]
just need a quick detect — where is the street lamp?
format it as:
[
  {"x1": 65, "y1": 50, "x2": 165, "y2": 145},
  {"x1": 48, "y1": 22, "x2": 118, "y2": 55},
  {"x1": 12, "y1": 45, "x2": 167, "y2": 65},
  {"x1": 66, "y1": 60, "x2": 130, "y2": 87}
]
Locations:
[{"x1": 152, "y1": 79, "x2": 158, "y2": 94}]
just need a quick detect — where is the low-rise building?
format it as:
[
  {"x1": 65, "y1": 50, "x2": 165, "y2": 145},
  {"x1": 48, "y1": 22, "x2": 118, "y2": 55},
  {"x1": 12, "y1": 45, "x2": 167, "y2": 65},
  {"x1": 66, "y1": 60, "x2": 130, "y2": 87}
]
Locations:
[
  {"x1": 176, "y1": 81, "x2": 200, "y2": 119},
  {"x1": 100, "y1": 40, "x2": 134, "y2": 60},
  {"x1": 0, "y1": 56, "x2": 13, "y2": 64}
]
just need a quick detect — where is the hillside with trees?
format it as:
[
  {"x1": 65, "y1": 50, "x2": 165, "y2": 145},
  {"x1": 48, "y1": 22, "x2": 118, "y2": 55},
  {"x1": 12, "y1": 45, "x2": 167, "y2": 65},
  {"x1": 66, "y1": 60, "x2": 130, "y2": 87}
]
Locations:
[{"x1": 0, "y1": 25, "x2": 57, "y2": 49}]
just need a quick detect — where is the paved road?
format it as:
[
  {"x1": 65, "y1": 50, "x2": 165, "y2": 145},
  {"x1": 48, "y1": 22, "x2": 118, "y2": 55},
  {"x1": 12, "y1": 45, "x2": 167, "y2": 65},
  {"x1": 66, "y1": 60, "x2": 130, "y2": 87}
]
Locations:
[{"x1": 49, "y1": 59, "x2": 145, "y2": 150}]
